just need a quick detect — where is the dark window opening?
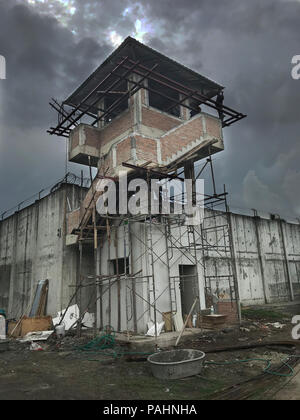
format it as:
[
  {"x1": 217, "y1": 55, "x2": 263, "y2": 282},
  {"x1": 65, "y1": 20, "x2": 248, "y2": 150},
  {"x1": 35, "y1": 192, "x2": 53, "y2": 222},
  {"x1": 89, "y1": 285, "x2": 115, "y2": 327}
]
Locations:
[
  {"x1": 190, "y1": 98, "x2": 202, "y2": 118},
  {"x1": 110, "y1": 258, "x2": 130, "y2": 275},
  {"x1": 179, "y1": 265, "x2": 197, "y2": 316},
  {"x1": 148, "y1": 79, "x2": 180, "y2": 117}
]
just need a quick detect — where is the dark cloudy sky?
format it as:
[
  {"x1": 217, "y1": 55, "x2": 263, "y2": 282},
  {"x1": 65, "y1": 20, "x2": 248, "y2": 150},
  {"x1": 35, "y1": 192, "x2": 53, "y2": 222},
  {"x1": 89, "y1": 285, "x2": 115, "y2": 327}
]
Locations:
[{"x1": 0, "y1": 0, "x2": 299, "y2": 220}]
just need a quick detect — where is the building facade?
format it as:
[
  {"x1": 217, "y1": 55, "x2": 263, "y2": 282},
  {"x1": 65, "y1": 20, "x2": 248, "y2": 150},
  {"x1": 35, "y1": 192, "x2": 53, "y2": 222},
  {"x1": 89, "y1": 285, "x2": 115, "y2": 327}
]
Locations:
[{"x1": 1, "y1": 37, "x2": 298, "y2": 333}]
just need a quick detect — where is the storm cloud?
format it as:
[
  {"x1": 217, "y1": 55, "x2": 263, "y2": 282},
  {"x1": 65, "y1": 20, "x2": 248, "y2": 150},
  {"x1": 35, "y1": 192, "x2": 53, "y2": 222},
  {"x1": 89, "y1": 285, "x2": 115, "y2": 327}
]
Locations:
[{"x1": 0, "y1": 0, "x2": 299, "y2": 220}]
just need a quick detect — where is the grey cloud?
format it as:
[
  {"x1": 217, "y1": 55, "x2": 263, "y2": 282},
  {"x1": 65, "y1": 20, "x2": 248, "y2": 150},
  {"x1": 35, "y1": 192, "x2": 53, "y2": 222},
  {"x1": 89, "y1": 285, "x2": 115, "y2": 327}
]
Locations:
[
  {"x1": 0, "y1": 0, "x2": 111, "y2": 213},
  {"x1": 0, "y1": 0, "x2": 300, "y2": 220},
  {"x1": 139, "y1": 0, "x2": 300, "y2": 218}
]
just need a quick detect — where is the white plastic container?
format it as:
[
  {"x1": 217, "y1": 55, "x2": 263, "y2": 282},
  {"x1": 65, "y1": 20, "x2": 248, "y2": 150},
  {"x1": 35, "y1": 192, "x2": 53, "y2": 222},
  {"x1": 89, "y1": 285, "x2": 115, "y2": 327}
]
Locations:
[
  {"x1": 0, "y1": 315, "x2": 6, "y2": 340},
  {"x1": 55, "y1": 324, "x2": 66, "y2": 338}
]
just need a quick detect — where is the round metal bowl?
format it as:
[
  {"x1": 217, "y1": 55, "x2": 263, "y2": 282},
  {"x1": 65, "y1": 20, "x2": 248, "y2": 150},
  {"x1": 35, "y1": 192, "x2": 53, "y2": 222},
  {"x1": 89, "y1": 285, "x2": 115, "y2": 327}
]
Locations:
[{"x1": 148, "y1": 349, "x2": 206, "y2": 380}]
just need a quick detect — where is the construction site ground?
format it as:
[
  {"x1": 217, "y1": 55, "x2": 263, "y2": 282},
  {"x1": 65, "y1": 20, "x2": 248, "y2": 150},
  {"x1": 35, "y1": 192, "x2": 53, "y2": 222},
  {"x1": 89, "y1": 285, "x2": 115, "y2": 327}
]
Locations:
[{"x1": 0, "y1": 302, "x2": 299, "y2": 400}]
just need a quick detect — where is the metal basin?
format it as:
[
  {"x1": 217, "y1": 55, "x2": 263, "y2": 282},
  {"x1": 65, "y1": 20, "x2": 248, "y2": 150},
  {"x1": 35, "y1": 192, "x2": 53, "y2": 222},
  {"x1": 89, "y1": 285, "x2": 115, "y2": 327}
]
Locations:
[{"x1": 148, "y1": 349, "x2": 205, "y2": 380}]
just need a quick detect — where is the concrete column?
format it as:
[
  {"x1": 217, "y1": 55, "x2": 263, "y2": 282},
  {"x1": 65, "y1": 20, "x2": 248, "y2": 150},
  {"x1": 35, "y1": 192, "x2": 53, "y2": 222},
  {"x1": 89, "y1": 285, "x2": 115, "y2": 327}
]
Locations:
[
  {"x1": 253, "y1": 215, "x2": 269, "y2": 304},
  {"x1": 196, "y1": 252, "x2": 207, "y2": 312},
  {"x1": 96, "y1": 245, "x2": 102, "y2": 329},
  {"x1": 0, "y1": 218, "x2": 10, "y2": 312},
  {"x1": 228, "y1": 212, "x2": 242, "y2": 322},
  {"x1": 128, "y1": 221, "x2": 139, "y2": 332},
  {"x1": 59, "y1": 186, "x2": 68, "y2": 312},
  {"x1": 180, "y1": 93, "x2": 191, "y2": 120},
  {"x1": 183, "y1": 161, "x2": 206, "y2": 312},
  {"x1": 129, "y1": 73, "x2": 142, "y2": 130},
  {"x1": 97, "y1": 98, "x2": 105, "y2": 129},
  {"x1": 278, "y1": 218, "x2": 294, "y2": 301},
  {"x1": 30, "y1": 201, "x2": 40, "y2": 308},
  {"x1": 8, "y1": 212, "x2": 19, "y2": 316}
]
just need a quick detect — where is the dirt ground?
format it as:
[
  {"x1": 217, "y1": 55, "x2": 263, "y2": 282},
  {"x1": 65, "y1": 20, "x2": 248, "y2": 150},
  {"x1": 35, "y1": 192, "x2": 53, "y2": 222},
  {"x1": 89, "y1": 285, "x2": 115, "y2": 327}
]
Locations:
[{"x1": 0, "y1": 305, "x2": 299, "y2": 400}]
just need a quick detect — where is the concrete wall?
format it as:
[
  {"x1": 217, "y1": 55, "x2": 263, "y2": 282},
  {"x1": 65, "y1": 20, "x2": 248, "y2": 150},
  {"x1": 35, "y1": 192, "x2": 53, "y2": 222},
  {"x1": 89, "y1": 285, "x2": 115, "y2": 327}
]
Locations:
[
  {"x1": 97, "y1": 211, "x2": 300, "y2": 333},
  {"x1": 1, "y1": 182, "x2": 299, "y2": 326},
  {"x1": 98, "y1": 221, "x2": 202, "y2": 333},
  {"x1": 230, "y1": 213, "x2": 300, "y2": 305},
  {"x1": 0, "y1": 183, "x2": 85, "y2": 318}
]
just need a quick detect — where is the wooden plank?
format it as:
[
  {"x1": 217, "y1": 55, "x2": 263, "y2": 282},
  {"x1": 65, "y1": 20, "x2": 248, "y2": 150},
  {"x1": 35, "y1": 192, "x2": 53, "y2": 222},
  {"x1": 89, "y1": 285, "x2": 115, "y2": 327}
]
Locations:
[{"x1": 21, "y1": 316, "x2": 53, "y2": 337}]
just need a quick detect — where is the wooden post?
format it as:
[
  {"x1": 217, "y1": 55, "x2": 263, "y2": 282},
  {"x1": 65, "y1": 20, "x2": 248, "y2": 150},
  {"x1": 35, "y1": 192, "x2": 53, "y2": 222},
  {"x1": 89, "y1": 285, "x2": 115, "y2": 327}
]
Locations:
[{"x1": 175, "y1": 297, "x2": 198, "y2": 347}]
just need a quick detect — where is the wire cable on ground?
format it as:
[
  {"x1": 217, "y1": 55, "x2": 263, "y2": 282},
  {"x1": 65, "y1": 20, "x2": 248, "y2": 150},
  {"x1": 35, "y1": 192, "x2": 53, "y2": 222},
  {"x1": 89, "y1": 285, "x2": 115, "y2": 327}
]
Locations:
[
  {"x1": 74, "y1": 326, "x2": 153, "y2": 360},
  {"x1": 74, "y1": 328, "x2": 300, "y2": 377},
  {"x1": 205, "y1": 356, "x2": 300, "y2": 378}
]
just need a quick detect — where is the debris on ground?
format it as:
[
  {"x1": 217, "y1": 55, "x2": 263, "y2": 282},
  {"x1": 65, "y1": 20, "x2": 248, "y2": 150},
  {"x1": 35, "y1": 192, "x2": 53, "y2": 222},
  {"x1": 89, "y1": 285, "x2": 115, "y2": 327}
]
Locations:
[
  {"x1": 146, "y1": 321, "x2": 165, "y2": 337},
  {"x1": 30, "y1": 342, "x2": 44, "y2": 351},
  {"x1": 0, "y1": 304, "x2": 299, "y2": 400},
  {"x1": 267, "y1": 322, "x2": 285, "y2": 330},
  {"x1": 19, "y1": 331, "x2": 54, "y2": 343},
  {"x1": 52, "y1": 304, "x2": 94, "y2": 331},
  {"x1": 8, "y1": 316, "x2": 53, "y2": 338}
]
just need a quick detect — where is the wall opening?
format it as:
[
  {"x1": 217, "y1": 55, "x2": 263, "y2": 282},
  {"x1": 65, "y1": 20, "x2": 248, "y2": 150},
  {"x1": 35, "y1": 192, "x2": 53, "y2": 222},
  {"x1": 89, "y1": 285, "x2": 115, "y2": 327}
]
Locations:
[
  {"x1": 179, "y1": 264, "x2": 197, "y2": 317},
  {"x1": 110, "y1": 257, "x2": 130, "y2": 275},
  {"x1": 148, "y1": 78, "x2": 180, "y2": 117}
]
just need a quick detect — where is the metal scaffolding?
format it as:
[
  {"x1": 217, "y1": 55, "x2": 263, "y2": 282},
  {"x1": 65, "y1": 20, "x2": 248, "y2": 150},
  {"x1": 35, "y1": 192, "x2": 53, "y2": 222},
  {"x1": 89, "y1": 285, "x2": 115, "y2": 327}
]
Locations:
[
  {"x1": 70, "y1": 154, "x2": 241, "y2": 340},
  {"x1": 49, "y1": 38, "x2": 244, "y2": 338},
  {"x1": 48, "y1": 55, "x2": 246, "y2": 139}
]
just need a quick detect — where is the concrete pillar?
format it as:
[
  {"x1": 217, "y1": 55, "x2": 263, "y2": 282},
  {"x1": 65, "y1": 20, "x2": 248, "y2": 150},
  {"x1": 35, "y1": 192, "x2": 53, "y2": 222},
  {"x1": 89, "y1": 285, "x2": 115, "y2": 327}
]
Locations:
[
  {"x1": 180, "y1": 93, "x2": 191, "y2": 120},
  {"x1": 128, "y1": 221, "x2": 140, "y2": 332},
  {"x1": 97, "y1": 98, "x2": 105, "y2": 129},
  {"x1": 129, "y1": 73, "x2": 142, "y2": 130},
  {"x1": 30, "y1": 200, "x2": 40, "y2": 309},
  {"x1": 228, "y1": 212, "x2": 242, "y2": 322},
  {"x1": 8, "y1": 212, "x2": 19, "y2": 316},
  {"x1": 253, "y1": 215, "x2": 269, "y2": 304},
  {"x1": 278, "y1": 218, "x2": 294, "y2": 301},
  {"x1": 184, "y1": 161, "x2": 206, "y2": 313}
]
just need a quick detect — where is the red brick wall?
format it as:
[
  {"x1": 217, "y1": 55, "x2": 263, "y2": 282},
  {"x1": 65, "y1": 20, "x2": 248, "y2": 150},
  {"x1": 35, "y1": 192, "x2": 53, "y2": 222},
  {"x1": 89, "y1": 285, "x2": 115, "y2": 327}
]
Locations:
[
  {"x1": 135, "y1": 136, "x2": 158, "y2": 163},
  {"x1": 116, "y1": 137, "x2": 131, "y2": 166},
  {"x1": 84, "y1": 125, "x2": 101, "y2": 148},
  {"x1": 70, "y1": 125, "x2": 101, "y2": 151},
  {"x1": 217, "y1": 301, "x2": 239, "y2": 324},
  {"x1": 205, "y1": 116, "x2": 222, "y2": 139},
  {"x1": 142, "y1": 107, "x2": 181, "y2": 132},
  {"x1": 100, "y1": 111, "x2": 132, "y2": 147},
  {"x1": 160, "y1": 115, "x2": 204, "y2": 161}
]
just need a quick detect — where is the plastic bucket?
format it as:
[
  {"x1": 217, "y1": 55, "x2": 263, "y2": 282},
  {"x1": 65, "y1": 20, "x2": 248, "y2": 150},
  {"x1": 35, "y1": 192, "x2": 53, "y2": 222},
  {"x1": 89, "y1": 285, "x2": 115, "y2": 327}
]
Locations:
[
  {"x1": 0, "y1": 315, "x2": 6, "y2": 340},
  {"x1": 55, "y1": 324, "x2": 66, "y2": 338}
]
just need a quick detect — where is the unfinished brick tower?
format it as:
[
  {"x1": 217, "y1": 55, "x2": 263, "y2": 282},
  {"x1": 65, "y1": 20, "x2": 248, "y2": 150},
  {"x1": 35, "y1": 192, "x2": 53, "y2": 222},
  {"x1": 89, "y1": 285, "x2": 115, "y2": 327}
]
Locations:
[{"x1": 49, "y1": 37, "x2": 246, "y2": 335}]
